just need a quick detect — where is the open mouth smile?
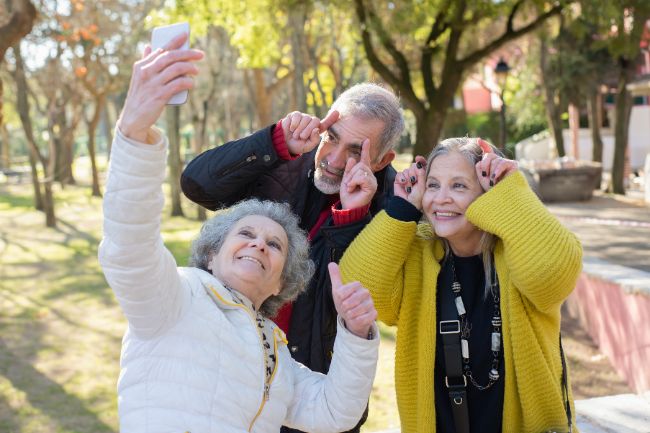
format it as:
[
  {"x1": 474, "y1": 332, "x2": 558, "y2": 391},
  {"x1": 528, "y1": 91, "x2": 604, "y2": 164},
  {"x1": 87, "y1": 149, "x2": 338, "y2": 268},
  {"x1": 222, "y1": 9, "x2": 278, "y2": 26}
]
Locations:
[{"x1": 238, "y1": 256, "x2": 264, "y2": 269}]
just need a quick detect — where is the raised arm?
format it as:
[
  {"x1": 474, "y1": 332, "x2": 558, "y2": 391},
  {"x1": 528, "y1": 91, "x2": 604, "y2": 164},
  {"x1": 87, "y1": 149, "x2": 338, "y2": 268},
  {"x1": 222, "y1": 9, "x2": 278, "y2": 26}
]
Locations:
[
  {"x1": 181, "y1": 111, "x2": 338, "y2": 210},
  {"x1": 98, "y1": 34, "x2": 203, "y2": 338},
  {"x1": 467, "y1": 142, "x2": 582, "y2": 312},
  {"x1": 467, "y1": 171, "x2": 582, "y2": 313}
]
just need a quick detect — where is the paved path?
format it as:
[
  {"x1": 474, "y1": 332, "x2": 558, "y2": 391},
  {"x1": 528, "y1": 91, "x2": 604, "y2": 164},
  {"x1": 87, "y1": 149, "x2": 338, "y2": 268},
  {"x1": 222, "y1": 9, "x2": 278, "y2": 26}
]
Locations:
[{"x1": 546, "y1": 192, "x2": 650, "y2": 273}]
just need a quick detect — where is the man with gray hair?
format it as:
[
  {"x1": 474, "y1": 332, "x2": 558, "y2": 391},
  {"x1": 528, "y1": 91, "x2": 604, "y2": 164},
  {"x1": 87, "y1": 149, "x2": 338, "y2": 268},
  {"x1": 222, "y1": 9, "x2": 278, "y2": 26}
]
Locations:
[{"x1": 181, "y1": 83, "x2": 404, "y2": 432}]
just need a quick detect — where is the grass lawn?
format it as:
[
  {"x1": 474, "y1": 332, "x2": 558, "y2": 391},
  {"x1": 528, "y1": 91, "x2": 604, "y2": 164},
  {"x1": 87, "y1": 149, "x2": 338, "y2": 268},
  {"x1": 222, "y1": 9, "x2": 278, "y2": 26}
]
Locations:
[{"x1": 0, "y1": 176, "x2": 400, "y2": 432}]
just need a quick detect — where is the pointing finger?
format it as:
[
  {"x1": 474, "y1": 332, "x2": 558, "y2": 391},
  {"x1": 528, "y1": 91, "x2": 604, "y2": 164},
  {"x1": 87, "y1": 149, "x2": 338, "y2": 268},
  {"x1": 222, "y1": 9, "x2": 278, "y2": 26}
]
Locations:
[
  {"x1": 319, "y1": 110, "x2": 340, "y2": 132},
  {"x1": 360, "y1": 138, "x2": 372, "y2": 168},
  {"x1": 343, "y1": 156, "x2": 356, "y2": 179}
]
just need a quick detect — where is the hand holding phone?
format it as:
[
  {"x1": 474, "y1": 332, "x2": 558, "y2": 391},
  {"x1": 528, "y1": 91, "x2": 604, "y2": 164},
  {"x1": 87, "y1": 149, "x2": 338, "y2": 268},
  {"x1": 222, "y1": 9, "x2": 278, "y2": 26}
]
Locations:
[
  {"x1": 151, "y1": 22, "x2": 191, "y2": 105},
  {"x1": 117, "y1": 23, "x2": 202, "y2": 142}
]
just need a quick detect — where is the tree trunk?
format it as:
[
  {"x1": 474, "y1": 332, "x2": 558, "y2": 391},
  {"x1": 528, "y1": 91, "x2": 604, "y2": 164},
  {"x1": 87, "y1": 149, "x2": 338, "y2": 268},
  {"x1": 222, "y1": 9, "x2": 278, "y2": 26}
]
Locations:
[
  {"x1": 0, "y1": 0, "x2": 37, "y2": 129},
  {"x1": 253, "y1": 68, "x2": 272, "y2": 127},
  {"x1": 192, "y1": 100, "x2": 208, "y2": 221},
  {"x1": 588, "y1": 86, "x2": 604, "y2": 163},
  {"x1": 54, "y1": 133, "x2": 75, "y2": 186},
  {"x1": 86, "y1": 94, "x2": 105, "y2": 197},
  {"x1": 166, "y1": 105, "x2": 184, "y2": 217},
  {"x1": 12, "y1": 43, "x2": 57, "y2": 227},
  {"x1": 413, "y1": 109, "x2": 445, "y2": 159},
  {"x1": 289, "y1": 6, "x2": 308, "y2": 112},
  {"x1": 540, "y1": 38, "x2": 565, "y2": 158},
  {"x1": 0, "y1": 122, "x2": 9, "y2": 168},
  {"x1": 26, "y1": 142, "x2": 43, "y2": 210},
  {"x1": 610, "y1": 62, "x2": 634, "y2": 195},
  {"x1": 587, "y1": 84, "x2": 604, "y2": 188}
]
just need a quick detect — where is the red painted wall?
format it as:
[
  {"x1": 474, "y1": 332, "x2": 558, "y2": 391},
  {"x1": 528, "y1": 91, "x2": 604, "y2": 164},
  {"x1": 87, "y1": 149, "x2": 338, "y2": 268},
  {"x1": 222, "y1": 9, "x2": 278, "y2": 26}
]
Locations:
[{"x1": 567, "y1": 274, "x2": 650, "y2": 393}]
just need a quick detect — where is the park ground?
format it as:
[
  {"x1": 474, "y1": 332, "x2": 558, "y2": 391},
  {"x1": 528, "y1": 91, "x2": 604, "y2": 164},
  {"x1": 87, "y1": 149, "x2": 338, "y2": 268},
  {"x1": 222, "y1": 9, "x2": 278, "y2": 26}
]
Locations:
[{"x1": 0, "y1": 157, "x2": 632, "y2": 432}]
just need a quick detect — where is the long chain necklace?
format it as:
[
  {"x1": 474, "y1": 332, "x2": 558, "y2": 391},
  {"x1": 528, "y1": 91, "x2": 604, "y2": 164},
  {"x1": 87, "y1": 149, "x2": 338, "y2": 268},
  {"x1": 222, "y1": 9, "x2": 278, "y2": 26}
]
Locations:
[{"x1": 450, "y1": 255, "x2": 502, "y2": 390}]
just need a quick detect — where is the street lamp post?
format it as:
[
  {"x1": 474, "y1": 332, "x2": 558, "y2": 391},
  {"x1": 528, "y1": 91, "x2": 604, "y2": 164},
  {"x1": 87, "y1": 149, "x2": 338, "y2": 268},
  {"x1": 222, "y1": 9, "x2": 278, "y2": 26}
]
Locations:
[{"x1": 494, "y1": 57, "x2": 510, "y2": 151}]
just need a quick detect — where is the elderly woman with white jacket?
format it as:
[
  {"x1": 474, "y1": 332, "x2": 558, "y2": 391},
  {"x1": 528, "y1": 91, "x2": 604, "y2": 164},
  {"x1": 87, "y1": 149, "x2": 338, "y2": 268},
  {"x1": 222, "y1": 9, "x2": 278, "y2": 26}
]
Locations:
[{"x1": 99, "y1": 33, "x2": 379, "y2": 433}]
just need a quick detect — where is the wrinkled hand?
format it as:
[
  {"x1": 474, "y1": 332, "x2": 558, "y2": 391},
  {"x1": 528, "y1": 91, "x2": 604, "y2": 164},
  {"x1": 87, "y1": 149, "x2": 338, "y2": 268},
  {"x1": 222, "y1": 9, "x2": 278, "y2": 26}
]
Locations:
[
  {"x1": 339, "y1": 139, "x2": 377, "y2": 210},
  {"x1": 117, "y1": 33, "x2": 204, "y2": 143},
  {"x1": 281, "y1": 110, "x2": 339, "y2": 155},
  {"x1": 475, "y1": 138, "x2": 519, "y2": 191},
  {"x1": 393, "y1": 155, "x2": 427, "y2": 210},
  {"x1": 328, "y1": 262, "x2": 377, "y2": 339}
]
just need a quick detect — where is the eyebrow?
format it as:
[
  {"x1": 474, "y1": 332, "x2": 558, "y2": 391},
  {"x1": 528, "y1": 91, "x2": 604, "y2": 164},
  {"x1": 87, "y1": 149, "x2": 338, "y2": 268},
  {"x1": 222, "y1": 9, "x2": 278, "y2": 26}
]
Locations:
[
  {"x1": 427, "y1": 175, "x2": 472, "y2": 182},
  {"x1": 328, "y1": 125, "x2": 363, "y2": 152},
  {"x1": 240, "y1": 225, "x2": 286, "y2": 247}
]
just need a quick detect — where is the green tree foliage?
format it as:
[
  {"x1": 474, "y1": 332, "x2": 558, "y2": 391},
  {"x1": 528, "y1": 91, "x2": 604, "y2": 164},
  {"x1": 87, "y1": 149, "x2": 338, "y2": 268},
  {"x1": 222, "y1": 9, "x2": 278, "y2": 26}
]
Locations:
[
  {"x1": 577, "y1": 0, "x2": 650, "y2": 193},
  {"x1": 353, "y1": 0, "x2": 566, "y2": 157}
]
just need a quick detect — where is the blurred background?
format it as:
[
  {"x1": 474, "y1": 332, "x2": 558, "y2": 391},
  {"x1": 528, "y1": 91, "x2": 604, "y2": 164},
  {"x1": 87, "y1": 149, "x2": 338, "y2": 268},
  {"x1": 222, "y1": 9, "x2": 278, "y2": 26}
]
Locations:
[{"x1": 1, "y1": 1, "x2": 649, "y2": 432}]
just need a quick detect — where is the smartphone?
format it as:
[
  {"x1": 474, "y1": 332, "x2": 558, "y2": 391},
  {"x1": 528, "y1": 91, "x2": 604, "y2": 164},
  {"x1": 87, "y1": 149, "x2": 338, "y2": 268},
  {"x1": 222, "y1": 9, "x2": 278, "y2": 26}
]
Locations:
[{"x1": 151, "y1": 22, "x2": 190, "y2": 105}]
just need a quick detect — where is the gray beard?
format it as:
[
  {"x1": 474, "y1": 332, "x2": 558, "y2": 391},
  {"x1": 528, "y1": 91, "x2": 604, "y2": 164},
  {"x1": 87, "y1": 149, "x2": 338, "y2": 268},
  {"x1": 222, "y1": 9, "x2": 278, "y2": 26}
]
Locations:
[{"x1": 313, "y1": 166, "x2": 341, "y2": 195}]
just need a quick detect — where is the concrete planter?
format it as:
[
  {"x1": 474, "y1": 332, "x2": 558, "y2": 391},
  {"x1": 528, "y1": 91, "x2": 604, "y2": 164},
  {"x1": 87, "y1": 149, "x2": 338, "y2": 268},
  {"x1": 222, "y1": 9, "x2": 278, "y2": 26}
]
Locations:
[{"x1": 521, "y1": 163, "x2": 602, "y2": 202}]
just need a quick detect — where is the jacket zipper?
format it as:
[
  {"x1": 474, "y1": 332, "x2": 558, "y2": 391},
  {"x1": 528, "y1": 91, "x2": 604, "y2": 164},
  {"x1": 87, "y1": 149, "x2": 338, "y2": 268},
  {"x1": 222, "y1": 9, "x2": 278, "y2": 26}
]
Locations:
[
  {"x1": 219, "y1": 154, "x2": 257, "y2": 177},
  {"x1": 247, "y1": 324, "x2": 282, "y2": 431},
  {"x1": 206, "y1": 286, "x2": 278, "y2": 432}
]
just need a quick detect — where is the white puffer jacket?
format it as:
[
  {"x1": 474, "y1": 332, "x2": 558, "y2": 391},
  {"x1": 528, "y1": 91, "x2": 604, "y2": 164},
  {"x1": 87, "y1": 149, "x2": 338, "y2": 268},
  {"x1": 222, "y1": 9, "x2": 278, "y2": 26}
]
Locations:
[{"x1": 98, "y1": 129, "x2": 379, "y2": 433}]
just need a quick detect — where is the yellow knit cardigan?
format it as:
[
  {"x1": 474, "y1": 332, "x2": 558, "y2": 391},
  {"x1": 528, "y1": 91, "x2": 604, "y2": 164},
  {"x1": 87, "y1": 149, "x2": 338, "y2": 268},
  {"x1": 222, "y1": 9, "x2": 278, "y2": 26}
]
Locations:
[{"x1": 339, "y1": 172, "x2": 583, "y2": 433}]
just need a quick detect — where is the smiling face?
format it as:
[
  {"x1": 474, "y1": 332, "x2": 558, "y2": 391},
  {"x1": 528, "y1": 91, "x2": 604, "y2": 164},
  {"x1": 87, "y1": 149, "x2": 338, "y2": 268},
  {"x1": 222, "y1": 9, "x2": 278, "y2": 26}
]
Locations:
[
  {"x1": 208, "y1": 215, "x2": 288, "y2": 308},
  {"x1": 313, "y1": 114, "x2": 392, "y2": 194},
  {"x1": 421, "y1": 151, "x2": 485, "y2": 257}
]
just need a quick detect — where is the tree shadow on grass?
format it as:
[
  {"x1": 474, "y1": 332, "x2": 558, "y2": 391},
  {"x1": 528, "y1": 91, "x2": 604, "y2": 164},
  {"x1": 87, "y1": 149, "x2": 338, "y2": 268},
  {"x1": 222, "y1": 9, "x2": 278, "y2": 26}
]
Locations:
[
  {"x1": 0, "y1": 338, "x2": 116, "y2": 433},
  {"x1": 0, "y1": 190, "x2": 33, "y2": 209}
]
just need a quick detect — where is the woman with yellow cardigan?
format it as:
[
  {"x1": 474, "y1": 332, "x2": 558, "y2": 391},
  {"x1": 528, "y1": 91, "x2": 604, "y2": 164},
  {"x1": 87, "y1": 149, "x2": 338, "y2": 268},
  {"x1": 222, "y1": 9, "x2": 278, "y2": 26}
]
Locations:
[{"x1": 338, "y1": 137, "x2": 582, "y2": 433}]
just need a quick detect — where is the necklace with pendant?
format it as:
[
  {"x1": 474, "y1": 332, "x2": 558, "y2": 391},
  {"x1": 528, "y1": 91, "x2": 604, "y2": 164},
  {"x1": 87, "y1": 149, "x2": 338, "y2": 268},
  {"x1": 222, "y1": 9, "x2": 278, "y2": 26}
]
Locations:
[{"x1": 450, "y1": 254, "x2": 502, "y2": 390}]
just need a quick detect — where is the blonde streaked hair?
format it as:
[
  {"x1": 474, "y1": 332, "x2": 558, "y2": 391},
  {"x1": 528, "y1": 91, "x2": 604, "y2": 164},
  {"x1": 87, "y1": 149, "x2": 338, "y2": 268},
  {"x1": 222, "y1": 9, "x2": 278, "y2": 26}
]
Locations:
[{"x1": 424, "y1": 137, "x2": 504, "y2": 296}]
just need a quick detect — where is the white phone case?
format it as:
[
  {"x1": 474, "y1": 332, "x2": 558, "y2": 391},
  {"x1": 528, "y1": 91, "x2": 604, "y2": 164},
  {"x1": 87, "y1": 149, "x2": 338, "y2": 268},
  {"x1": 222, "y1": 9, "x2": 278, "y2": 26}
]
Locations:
[{"x1": 151, "y1": 22, "x2": 190, "y2": 105}]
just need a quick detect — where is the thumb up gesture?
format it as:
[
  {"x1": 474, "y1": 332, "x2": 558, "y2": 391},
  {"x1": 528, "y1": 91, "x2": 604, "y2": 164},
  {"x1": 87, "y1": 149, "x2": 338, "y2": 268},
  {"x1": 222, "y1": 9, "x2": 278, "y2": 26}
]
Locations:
[{"x1": 328, "y1": 263, "x2": 377, "y2": 339}]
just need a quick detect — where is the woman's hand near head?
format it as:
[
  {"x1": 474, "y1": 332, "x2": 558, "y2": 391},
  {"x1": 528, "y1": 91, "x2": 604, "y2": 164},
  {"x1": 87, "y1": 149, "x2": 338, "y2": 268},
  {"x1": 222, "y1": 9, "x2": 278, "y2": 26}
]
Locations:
[
  {"x1": 328, "y1": 263, "x2": 377, "y2": 339},
  {"x1": 475, "y1": 138, "x2": 519, "y2": 191},
  {"x1": 117, "y1": 33, "x2": 204, "y2": 143},
  {"x1": 393, "y1": 155, "x2": 427, "y2": 210}
]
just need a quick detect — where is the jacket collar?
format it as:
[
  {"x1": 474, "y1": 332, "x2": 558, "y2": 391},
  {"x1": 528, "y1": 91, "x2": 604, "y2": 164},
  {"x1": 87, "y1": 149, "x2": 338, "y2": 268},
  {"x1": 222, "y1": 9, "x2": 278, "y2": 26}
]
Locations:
[{"x1": 194, "y1": 268, "x2": 289, "y2": 343}]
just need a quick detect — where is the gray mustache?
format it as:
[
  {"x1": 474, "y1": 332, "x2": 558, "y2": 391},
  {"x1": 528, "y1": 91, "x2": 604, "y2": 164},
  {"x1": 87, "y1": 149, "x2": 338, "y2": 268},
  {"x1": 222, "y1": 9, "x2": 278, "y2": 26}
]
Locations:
[{"x1": 319, "y1": 160, "x2": 344, "y2": 177}]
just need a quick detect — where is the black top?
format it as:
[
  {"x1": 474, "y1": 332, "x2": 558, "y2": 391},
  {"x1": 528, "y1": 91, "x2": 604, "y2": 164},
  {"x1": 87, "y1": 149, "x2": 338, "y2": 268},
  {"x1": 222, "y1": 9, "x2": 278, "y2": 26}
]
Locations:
[{"x1": 435, "y1": 253, "x2": 505, "y2": 433}]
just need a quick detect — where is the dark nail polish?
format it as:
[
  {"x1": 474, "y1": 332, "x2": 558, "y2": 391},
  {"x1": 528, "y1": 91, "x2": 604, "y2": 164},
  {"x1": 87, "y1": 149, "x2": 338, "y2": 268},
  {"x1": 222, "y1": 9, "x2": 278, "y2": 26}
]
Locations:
[
  {"x1": 490, "y1": 173, "x2": 495, "y2": 180},
  {"x1": 489, "y1": 180, "x2": 494, "y2": 187},
  {"x1": 482, "y1": 171, "x2": 487, "y2": 177},
  {"x1": 410, "y1": 176, "x2": 416, "y2": 183},
  {"x1": 416, "y1": 162, "x2": 423, "y2": 169},
  {"x1": 406, "y1": 186, "x2": 412, "y2": 193},
  {"x1": 402, "y1": 177, "x2": 406, "y2": 183}
]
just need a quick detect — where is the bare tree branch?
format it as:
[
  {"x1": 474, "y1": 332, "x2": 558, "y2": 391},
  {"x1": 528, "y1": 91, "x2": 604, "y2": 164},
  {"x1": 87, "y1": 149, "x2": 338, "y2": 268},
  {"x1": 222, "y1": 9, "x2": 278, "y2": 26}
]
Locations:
[
  {"x1": 0, "y1": 0, "x2": 37, "y2": 59},
  {"x1": 354, "y1": 0, "x2": 423, "y2": 115},
  {"x1": 460, "y1": 3, "x2": 563, "y2": 69}
]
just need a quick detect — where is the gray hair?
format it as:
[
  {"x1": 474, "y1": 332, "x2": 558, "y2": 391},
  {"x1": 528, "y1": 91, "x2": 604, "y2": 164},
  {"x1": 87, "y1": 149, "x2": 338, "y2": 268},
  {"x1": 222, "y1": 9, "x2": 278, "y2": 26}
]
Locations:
[
  {"x1": 189, "y1": 199, "x2": 315, "y2": 317},
  {"x1": 425, "y1": 137, "x2": 505, "y2": 296},
  {"x1": 331, "y1": 82, "x2": 404, "y2": 159}
]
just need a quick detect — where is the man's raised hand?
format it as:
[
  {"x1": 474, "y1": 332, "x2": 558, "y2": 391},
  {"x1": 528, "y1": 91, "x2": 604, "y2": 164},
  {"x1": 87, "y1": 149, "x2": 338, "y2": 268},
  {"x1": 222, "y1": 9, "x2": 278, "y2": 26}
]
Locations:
[
  {"x1": 281, "y1": 110, "x2": 339, "y2": 155},
  {"x1": 340, "y1": 138, "x2": 377, "y2": 210}
]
